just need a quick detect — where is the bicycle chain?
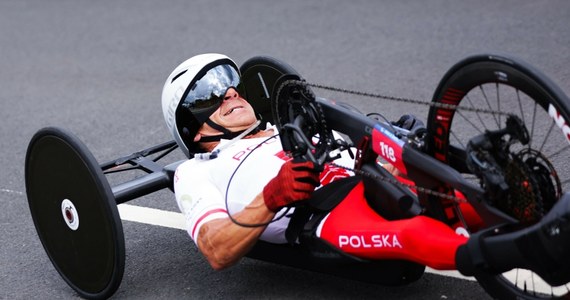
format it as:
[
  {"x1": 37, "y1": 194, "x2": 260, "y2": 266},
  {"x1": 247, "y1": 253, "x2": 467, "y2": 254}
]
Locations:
[
  {"x1": 307, "y1": 82, "x2": 516, "y2": 117},
  {"x1": 330, "y1": 161, "x2": 461, "y2": 202}
]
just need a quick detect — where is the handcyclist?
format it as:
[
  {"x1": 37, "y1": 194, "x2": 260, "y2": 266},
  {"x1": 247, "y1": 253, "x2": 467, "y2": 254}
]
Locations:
[
  {"x1": 162, "y1": 53, "x2": 429, "y2": 270},
  {"x1": 162, "y1": 53, "x2": 356, "y2": 270}
]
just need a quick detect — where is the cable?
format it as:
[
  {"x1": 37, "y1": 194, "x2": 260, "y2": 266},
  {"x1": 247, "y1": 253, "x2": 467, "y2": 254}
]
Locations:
[{"x1": 224, "y1": 132, "x2": 294, "y2": 228}]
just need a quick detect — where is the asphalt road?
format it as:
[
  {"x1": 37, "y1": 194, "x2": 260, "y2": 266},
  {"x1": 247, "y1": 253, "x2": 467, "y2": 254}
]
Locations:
[{"x1": 2, "y1": 0, "x2": 570, "y2": 299}]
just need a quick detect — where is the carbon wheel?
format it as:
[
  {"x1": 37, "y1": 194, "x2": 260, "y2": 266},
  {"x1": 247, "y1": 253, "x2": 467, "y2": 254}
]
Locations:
[
  {"x1": 240, "y1": 55, "x2": 300, "y2": 129},
  {"x1": 426, "y1": 54, "x2": 570, "y2": 299}
]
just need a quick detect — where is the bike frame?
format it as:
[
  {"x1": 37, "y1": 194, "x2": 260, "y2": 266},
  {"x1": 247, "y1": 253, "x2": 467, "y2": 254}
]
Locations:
[{"x1": 317, "y1": 97, "x2": 519, "y2": 228}]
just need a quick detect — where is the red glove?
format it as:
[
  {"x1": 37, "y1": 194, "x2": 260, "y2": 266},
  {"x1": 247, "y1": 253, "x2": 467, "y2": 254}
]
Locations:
[{"x1": 263, "y1": 160, "x2": 320, "y2": 212}]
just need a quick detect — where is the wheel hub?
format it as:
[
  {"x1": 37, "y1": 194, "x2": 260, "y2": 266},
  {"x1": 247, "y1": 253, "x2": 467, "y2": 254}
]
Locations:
[{"x1": 61, "y1": 199, "x2": 79, "y2": 230}]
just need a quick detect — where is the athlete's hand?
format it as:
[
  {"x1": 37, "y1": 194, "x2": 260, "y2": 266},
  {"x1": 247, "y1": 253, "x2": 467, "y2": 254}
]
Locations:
[{"x1": 263, "y1": 160, "x2": 320, "y2": 212}]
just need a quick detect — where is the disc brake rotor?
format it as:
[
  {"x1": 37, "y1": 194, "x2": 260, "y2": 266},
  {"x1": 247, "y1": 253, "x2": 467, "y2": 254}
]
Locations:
[
  {"x1": 500, "y1": 155, "x2": 542, "y2": 223},
  {"x1": 519, "y1": 149, "x2": 561, "y2": 212},
  {"x1": 496, "y1": 148, "x2": 561, "y2": 223}
]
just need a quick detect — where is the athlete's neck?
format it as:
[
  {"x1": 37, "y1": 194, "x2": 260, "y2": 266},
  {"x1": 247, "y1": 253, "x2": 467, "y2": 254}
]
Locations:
[{"x1": 244, "y1": 128, "x2": 275, "y2": 139}]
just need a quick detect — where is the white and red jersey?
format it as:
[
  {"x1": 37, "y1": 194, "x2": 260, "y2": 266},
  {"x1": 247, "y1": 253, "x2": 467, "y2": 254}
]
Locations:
[{"x1": 174, "y1": 126, "x2": 353, "y2": 244}]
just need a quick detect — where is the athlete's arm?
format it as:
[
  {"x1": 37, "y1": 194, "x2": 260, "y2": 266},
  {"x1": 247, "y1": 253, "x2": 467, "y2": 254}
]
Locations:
[
  {"x1": 196, "y1": 193, "x2": 274, "y2": 270},
  {"x1": 196, "y1": 160, "x2": 319, "y2": 270}
]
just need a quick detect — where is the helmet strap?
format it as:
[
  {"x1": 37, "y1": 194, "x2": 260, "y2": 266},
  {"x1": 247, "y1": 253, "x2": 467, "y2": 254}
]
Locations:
[
  {"x1": 198, "y1": 119, "x2": 260, "y2": 143},
  {"x1": 204, "y1": 118, "x2": 234, "y2": 135}
]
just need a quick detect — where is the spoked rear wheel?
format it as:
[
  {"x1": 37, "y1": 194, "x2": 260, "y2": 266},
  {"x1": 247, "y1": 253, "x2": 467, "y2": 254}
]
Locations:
[{"x1": 426, "y1": 54, "x2": 570, "y2": 299}]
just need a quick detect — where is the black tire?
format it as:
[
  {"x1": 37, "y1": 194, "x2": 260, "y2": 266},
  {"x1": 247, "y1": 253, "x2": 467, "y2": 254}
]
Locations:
[
  {"x1": 25, "y1": 127, "x2": 125, "y2": 300},
  {"x1": 426, "y1": 54, "x2": 570, "y2": 299},
  {"x1": 240, "y1": 56, "x2": 300, "y2": 129}
]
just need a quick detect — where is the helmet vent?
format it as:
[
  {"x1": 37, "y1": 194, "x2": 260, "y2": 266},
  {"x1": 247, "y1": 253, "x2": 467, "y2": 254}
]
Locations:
[{"x1": 171, "y1": 69, "x2": 187, "y2": 83}]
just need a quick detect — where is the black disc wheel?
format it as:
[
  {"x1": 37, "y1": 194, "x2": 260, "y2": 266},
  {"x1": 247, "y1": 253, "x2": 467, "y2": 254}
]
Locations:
[
  {"x1": 426, "y1": 54, "x2": 570, "y2": 299},
  {"x1": 25, "y1": 127, "x2": 125, "y2": 299}
]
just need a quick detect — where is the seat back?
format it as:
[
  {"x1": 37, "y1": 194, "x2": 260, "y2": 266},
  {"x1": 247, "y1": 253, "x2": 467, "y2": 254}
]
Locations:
[{"x1": 239, "y1": 56, "x2": 300, "y2": 129}]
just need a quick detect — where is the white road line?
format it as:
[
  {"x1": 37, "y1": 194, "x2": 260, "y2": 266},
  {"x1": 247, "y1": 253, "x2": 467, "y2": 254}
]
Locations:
[
  {"x1": 118, "y1": 204, "x2": 565, "y2": 295},
  {"x1": 118, "y1": 204, "x2": 186, "y2": 230},
  {"x1": 426, "y1": 268, "x2": 476, "y2": 281},
  {"x1": 1, "y1": 188, "x2": 25, "y2": 196}
]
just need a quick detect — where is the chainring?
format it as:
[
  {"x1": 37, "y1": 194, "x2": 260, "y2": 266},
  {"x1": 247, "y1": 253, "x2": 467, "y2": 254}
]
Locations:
[{"x1": 272, "y1": 75, "x2": 334, "y2": 167}]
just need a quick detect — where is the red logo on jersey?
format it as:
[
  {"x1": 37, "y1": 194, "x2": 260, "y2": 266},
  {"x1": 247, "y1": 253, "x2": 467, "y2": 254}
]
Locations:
[{"x1": 232, "y1": 137, "x2": 279, "y2": 161}]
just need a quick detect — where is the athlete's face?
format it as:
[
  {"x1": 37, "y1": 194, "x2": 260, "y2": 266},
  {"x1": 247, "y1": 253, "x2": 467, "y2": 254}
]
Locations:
[{"x1": 194, "y1": 88, "x2": 257, "y2": 140}]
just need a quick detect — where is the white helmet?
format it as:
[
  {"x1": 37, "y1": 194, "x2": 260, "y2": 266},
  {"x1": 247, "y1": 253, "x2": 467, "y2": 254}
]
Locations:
[{"x1": 162, "y1": 53, "x2": 241, "y2": 158}]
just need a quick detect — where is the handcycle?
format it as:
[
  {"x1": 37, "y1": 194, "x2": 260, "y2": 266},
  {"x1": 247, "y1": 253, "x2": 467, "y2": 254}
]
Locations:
[{"x1": 25, "y1": 53, "x2": 570, "y2": 299}]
